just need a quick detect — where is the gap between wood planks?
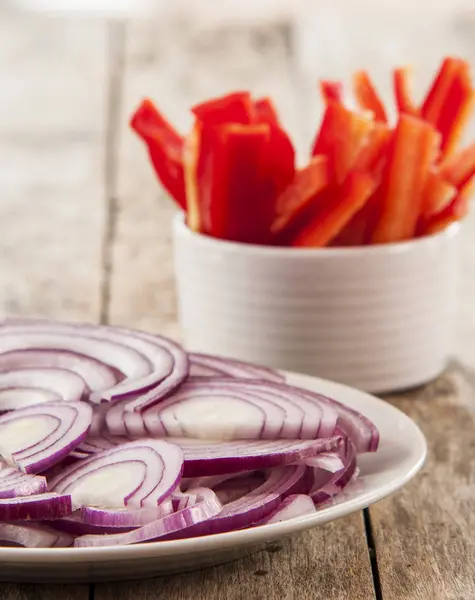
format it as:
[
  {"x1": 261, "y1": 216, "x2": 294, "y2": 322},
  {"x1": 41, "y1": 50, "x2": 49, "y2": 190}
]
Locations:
[{"x1": 100, "y1": 20, "x2": 126, "y2": 328}]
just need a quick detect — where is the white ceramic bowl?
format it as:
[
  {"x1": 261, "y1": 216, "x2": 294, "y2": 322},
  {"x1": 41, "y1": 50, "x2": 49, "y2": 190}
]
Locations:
[{"x1": 173, "y1": 216, "x2": 460, "y2": 394}]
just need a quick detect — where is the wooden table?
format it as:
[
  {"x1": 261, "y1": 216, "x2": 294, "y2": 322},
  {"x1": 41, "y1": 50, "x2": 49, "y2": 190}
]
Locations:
[{"x1": 1, "y1": 12, "x2": 475, "y2": 600}]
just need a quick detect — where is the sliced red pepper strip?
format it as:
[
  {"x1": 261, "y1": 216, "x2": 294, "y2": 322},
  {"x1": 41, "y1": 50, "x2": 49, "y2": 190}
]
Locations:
[
  {"x1": 292, "y1": 172, "x2": 377, "y2": 247},
  {"x1": 371, "y1": 115, "x2": 440, "y2": 243},
  {"x1": 190, "y1": 122, "x2": 294, "y2": 243},
  {"x1": 320, "y1": 80, "x2": 343, "y2": 104},
  {"x1": 439, "y1": 142, "x2": 475, "y2": 187},
  {"x1": 419, "y1": 170, "x2": 456, "y2": 218},
  {"x1": 421, "y1": 181, "x2": 472, "y2": 235},
  {"x1": 254, "y1": 97, "x2": 280, "y2": 126},
  {"x1": 351, "y1": 123, "x2": 391, "y2": 174},
  {"x1": 329, "y1": 125, "x2": 391, "y2": 246},
  {"x1": 271, "y1": 155, "x2": 329, "y2": 236},
  {"x1": 182, "y1": 123, "x2": 202, "y2": 232},
  {"x1": 191, "y1": 92, "x2": 254, "y2": 125},
  {"x1": 130, "y1": 99, "x2": 186, "y2": 208},
  {"x1": 312, "y1": 102, "x2": 374, "y2": 184},
  {"x1": 421, "y1": 57, "x2": 466, "y2": 124},
  {"x1": 393, "y1": 67, "x2": 419, "y2": 116},
  {"x1": 353, "y1": 71, "x2": 388, "y2": 123},
  {"x1": 436, "y1": 67, "x2": 475, "y2": 158}
]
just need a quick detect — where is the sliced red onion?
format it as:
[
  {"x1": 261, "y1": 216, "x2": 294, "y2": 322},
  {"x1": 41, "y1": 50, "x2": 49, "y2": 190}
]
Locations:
[
  {"x1": 166, "y1": 465, "x2": 310, "y2": 540},
  {"x1": 303, "y1": 452, "x2": 345, "y2": 472},
  {"x1": 0, "y1": 388, "x2": 60, "y2": 413},
  {"x1": 206, "y1": 465, "x2": 309, "y2": 534},
  {"x1": 80, "y1": 498, "x2": 174, "y2": 528},
  {"x1": 0, "y1": 368, "x2": 86, "y2": 412},
  {"x1": 140, "y1": 379, "x2": 315, "y2": 440},
  {"x1": 47, "y1": 514, "x2": 136, "y2": 535},
  {"x1": 258, "y1": 494, "x2": 316, "y2": 525},
  {"x1": 175, "y1": 436, "x2": 346, "y2": 477},
  {"x1": 77, "y1": 434, "x2": 128, "y2": 455},
  {"x1": 2, "y1": 320, "x2": 189, "y2": 408},
  {"x1": 0, "y1": 492, "x2": 72, "y2": 520},
  {"x1": 189, "y1": 353, "x2": 285, "y2": 383},
  {"x1": 0, "y1": 462, "x2": 47, "y2": 498},
  {"x1": 0, "y1": 349, "x2": 118, "y2": 393},
  {"x1": 0, "y1": 401, "x2": 92, "y2": 473},
  {"x1": 296, "y1": 388, "x2": 379, "y2": 452},
  {"x1": 49, "y1": 439, "x2": 183, "y2": 509},
  {"x1": 106, "y1": 398, "x2": 146, "y2": 437},
  {"x1": 309, "y1": 442, "x2": 357, "y2": 504},
  {"x1": 181, "y1": 473, "x2": 249, "y2": 491},
  {"x1": 0, "y1": 330, "x2": 149, "y2": 385},
  {"x1": 73, "y1": 487, "x2": 222, "y2": 547},
  {"x1": 0, "y1": 522, "x2": 74, "y2": 547},
  {"x1": 213, "y1": 472, "x2": 266, "y2": 504}
]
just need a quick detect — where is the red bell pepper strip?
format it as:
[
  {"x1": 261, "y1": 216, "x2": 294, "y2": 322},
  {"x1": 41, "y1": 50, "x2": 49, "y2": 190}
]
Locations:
[
  {"x1": 130, "y1": 99, "x2": 186, "y2": 209},
  {"x1": 254, "y1": 97, "x2": 280, "y2": 126},
  {"x1": 292, "y1": 172, "x2": 377, "y2": 247},
  {"x1": 421, "y1": 181, "x2": 472, "y2": 235},
  {"x1": 439, "y1": 142, "x2": 475, "y2": 188},
  {"x1": 312, "y1": 102, "x2": 374, "y2": 184},
  {"x1": 351, "y1": 123, "x2": 391, "y2": 174},
  {"x1": 191, "y1": 92, "x2": 254, "y2": 125},
  {"x1": 436, "y1": 67, "x2": 475, "y2": 158},
  {"x1": 371, "y1": 115, "x2": 440, "y2": 243},
  {"x1": 190, "y1": 122, "x2": 294, "y2": 243},
  {"x1": 420, "y1": 57, "x2": 465, "y2": 124},
  {"x1": 271, "y1": 155, "x2": 329, "y2": 236},
  {"x1": 393, "y1": 67, "x2": 419, "y2": 116},
  {"x1": 330, "y1": 125, "x2": 391, "y2": 246},
  {"x1": 182, "y1": 123, "x2": 202, "y2": 232},
  {"x1": 353, "y1": 71, "x2": 388, "y2": 123},
  {"x1": 319, "y1": 80, "x2": 343, "y2": 104},
  {"x1": 419, "y1": 170, "x2": 456, "y2": 218}
]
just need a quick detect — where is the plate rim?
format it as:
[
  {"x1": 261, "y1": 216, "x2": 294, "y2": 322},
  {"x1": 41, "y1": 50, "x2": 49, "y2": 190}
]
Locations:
[{"x1": 0, "y1": 370, "x2": 427, "y2": 564}]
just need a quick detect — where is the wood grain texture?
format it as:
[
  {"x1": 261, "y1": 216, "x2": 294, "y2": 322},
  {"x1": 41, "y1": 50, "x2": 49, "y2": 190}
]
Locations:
[
  {"x1": 0, "y1": 13, "x2": 108, "y2": 600},
  {"x1": 369, "y1": 367, "x2": 475, "y2": 600},
  {"x1": 95, "y1": 516, "x2": 375, "y2": 600},
  {"x1": 0, "y1": 14, "x2": 108, "y2": 323}
]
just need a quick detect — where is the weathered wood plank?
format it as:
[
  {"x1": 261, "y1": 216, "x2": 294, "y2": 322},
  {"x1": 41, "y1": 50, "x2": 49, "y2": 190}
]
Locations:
[
  {"x1": 0, "y1": 13, "x2": 109, "y2": 599},
  {"x1": 368, "y1": 368, "x2": 475, "y2": 600},
  {"x1": 95, "y1": 515, "x2": 375, "y2": 600},
  {"x1": 0, "y1": 14, "x2": 108, "y2": 323},
  {"x1": 97, "y1": 17, "x2": 375, "y2": 600}
]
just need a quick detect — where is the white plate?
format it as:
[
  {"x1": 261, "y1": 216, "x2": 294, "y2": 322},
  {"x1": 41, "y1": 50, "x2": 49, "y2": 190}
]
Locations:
[{"x1": 0, "y1": 371, "x2": 427, "y2": 583}]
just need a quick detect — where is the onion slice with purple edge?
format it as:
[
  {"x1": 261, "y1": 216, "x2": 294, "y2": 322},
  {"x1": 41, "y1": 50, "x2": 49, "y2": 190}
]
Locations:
[
  {"x1": 0, "y1": 492, "x2": 72, "y2": 520},
  {"x1": 80, "y1": 498, "x2": 174, "y2": 527},
  {"x1": 49, "y1": 439, "x2": 183, "y2": 509},
  {"x1": 137, "y1": 379, "x2": 333, "y2": 440},
  {"x1": 258, "y1": 494, "x2": 316, "y2": 525},
  {"x1": 177, "y1": 436, "x2": 346, "y2": 477},
  {"x1": 0, "y1": 319, "x2": 189, "y2": 407},
  {"x1": 0, "y1": 462, "x2": 47, "y2": 498},
  {"x1": 0, "y1": 349, "x2": 118, "y2": 393},
  {"x1": 136, "y1": 378, "x2": 378, "y2": 452},
  {"x1": 74, "y1": 487, "x2": 222, "y2": 547},
  {"x1": 0, "y1": 368, "x2": 87, "y2": 412},
  {"x1": 166, "y1": 465, "x2": 310, "y2": 539},
  {"x1": 0, "y1": 522, "x2": 74, "y2": 547},
  {"x1": 309, "y1": 442, "x2": 358, "y2": 504},
  {"x1": 189, "y1": 353, "x2": 285, "y2": 383},
  {"x1": 0, "y1": 401, "x2": 92, "y2": 473}
]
